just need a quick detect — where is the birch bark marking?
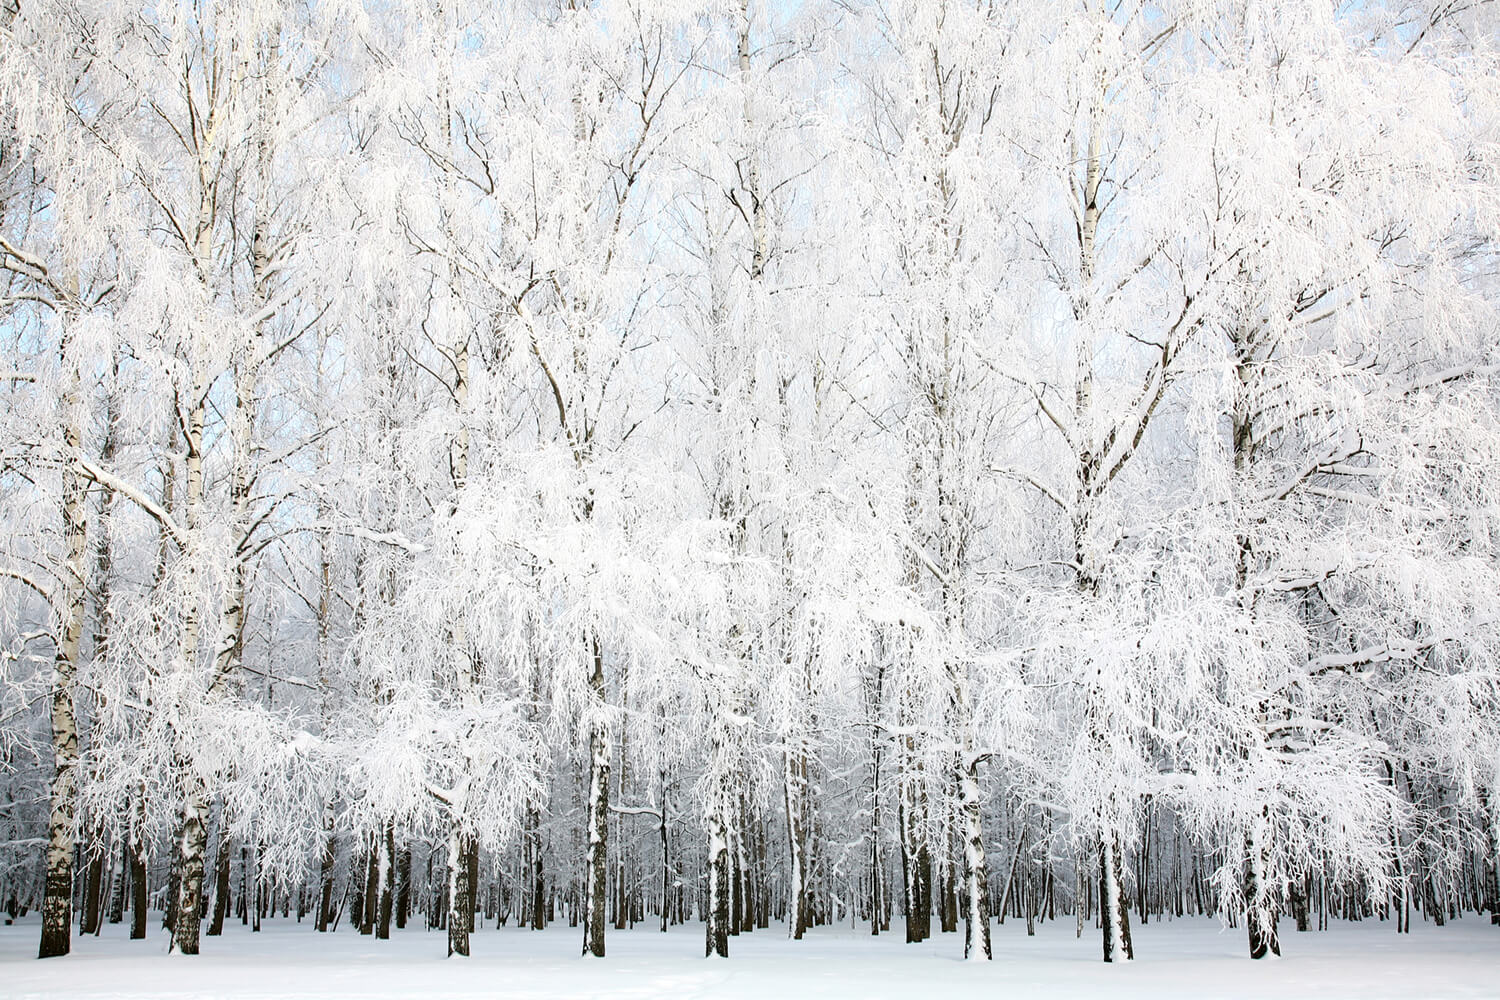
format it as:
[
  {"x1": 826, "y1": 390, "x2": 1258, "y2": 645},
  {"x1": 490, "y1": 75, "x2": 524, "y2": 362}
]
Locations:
[
  {"x1": 928, "y1": 11, "x2": 990, "y2": 957},
  {"x1": 80, "y1": 352, "x2": 122, "y2": 942},
  {"x1": 168, "y1": 81, "x2": 220, "y2": 953},
  {"x1": 39, "y1": 315, "x2": 87, "y2": 960},
  {"x1": 740, "y1": 0, "x2": 766, "y2": 285},
  {"x1": 524, "y1": 669, "x2": 548, "y2": 932},
  {"x1": 314, "y1": 471, "x2": 337, "y2": 932},
  {"x1": 131, "y1": 438, "x2": 176, "y2": 944},
  {"x1": 583, "y1": 634, "x2": 611, "y2": 957},
  {"x1": 376, "y1": 822, "x2": 395, "y2": 939},
  {"x1": 168, "y1": 387, "x2": 209, "y2": 956},
  {"x1": 1074, "y1": 16, "x2": 1132, "y2": 962},
  {"x1": 429, "y1": 0, "x2": 479, "y2": 954},
  {"x1": 705, "y1": 763, "x2": 731, "y2": 956},
  {"x1": 897, "y1": 665, "x2": 931, "y2": 943},
  {"x1": 783, "y1": 745, "x2": 810, "y2": 939},
  {"x1": 172, "y1": 17, "x2": 285, "y2": 951},
  {"x1": 442, "y1": 324, "x2": 474, "y2": 957},
  {"x1": 446, "y1": 821, "x2": 473, "y2": 957},
  {"x1": 1232, "y1": 315, "x2": 1281, "y2": 960},
  {"x1": 736, "y1": 0, "x2": 807, "y2": 945}
]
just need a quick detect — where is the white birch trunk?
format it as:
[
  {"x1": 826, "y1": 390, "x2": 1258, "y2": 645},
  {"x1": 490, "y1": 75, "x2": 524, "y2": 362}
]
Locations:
[
  {"x1": 445, "y1": 814, "x2": 471, "y2": 957},
  {"x1": 39, "y1": 319, "x2": 86, "y2": 960},
  {"x1": 582, "y1": 635, "x2": 610, "y2": 957},
  {"x1": 168, "y1": 389, "x2": 208, "y2": 957},
  {"x1": 704, "y1": 763, "x2": 731, "y2": 957}
]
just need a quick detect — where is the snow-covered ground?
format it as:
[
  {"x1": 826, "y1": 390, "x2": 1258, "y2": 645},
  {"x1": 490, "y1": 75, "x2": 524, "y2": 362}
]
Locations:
[{"x1": 3, "y1": 915, "x2": 1495, "y2": 999}]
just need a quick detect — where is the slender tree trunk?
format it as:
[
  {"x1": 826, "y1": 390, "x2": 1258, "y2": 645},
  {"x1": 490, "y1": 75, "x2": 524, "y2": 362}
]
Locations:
[
  {"x1": 80, "y1": 827, "x2": 106, "y2": 936},
  {"x1": 168, "y1": 133, "x2": 264, "y2": 954},
  {"x1": 734, "y1": 794, "x2": 754, "y2": 934},
  {"x1": 465, "y1": 838, "x2": 478, "y2": 935},
  {"x1": 729, "y1": 818, "x2": 741, "y2": 937},
  {"x1": 39, "y1": 336, "x2": 87, "y2": 960},
  {"x1": 898, "y1": 737, "x2": 931, "y2": 943},
  {"x1": 82, "y1": 397, "x2": 118, "y2": 942},
  {"x1": 614, "y1": 713, "x2": 630, "y2": 932},
  {"x1": 108, "y1": 836, "x2": 128, "y2": 925},
  {"x1": 938, "y1": 841, "x2": 958, "y2": 934},
  {"x1": 1069, "y1": 19, "x2": 1137, "y2": 964},
  {"x1": 167, "y1": 387, "x2": 207, "y2": 955},
  {"x1": 129, "y1": 795, "x2": 147, "y2": 940},
  {"x1": 1136, "y1": 799, "x2": 1151, "y2": 925},
  {"x1": 705, "y1": 773, "x2": 731, "y2": 957},
  {"x1": 377, "y1": 822, "x2": 395, "y2": 939},
  {"x1": 523, "y1": 803, "x2": 545, "y2": 930},
  {"x1": 360, "y1": 832, "x2": 378, "y2": 935},
  {"x1": 396, "y1": 842, "x2": 412, "y2": 930},
  {"x1": 1291, "y1": 871, "x2": 1310, "y2": 932},
  {"x1": 252, "y1": 843, "x2": 265, "y2": 932},
  {"x1": 958, "y1": 756, "x2": 990, "y2": 960},
  {"x1": 1486, "y1": 791, "x2": 1500, "y2": 925},
  {"x1": 659, "y1": 766, "x2": 670, "y2": 933},
  {"x1": 447, "y1": 829, "x2": 474, "y2": 956},
  {"x1": 207, "y1": 825, "x2": 231, "y2": 937},
  {"x1": 785, "y1": 744, "x2": 809, "y2": 939},
  {"x1": 316, "y1": 804, "x2": 336, "y2": 932},
  {"x1": 949, "y1": 659, "x2": 990, "y2": 960},
  {"x1": 582, "y1": 636, "x2": 609, "y2": 958},
  {"x1": 753, "y1": 812, "x2": 768, "y2": 929},
  {"x1": 169, "y1": 775, "x2": 209, "y2": 955},
  {"x1": 313, "y1": 406, "x2": 339, "y2": 934},
  {"x1": 1245, "y1": 814, "x2": 1280, "y2": 959},
  {"x1": 868, "y1": 656, "x2": 887, "y2": 936},
  {"x1": 1100, "y1": 831, "x2": 1134, "y2": 963},
  {"x1": 999, "y1": 826, "x2": 1028, "y2": 929}
]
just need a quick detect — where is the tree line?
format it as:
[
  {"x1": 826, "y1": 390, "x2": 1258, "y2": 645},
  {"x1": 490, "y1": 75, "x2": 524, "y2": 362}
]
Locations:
[{"x1": 1, "y1": 0, "x2": 1498, "y2": 967}]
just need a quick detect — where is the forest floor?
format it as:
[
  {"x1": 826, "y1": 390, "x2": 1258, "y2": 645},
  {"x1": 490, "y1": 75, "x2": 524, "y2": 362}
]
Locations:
[{"x1": 2, "y1": 911, "x2": 1496, "y2": 999}]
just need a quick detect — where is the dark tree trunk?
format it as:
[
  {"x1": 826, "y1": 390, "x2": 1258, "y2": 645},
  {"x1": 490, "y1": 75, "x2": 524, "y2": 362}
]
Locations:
[
  {"x1": 785, "y1": 747, "x2": 809, "y2": 939},
  {"x1": 527, "y1": 805, "x2": 546, "y2": 930},
  {"x1": 395, "y1": 843, "x2": 412, "y2": 930},
  {"x1": 898, "y1": 750, "x2": 931, "y2": 944},
  {"x1": 465, "y1": 837, "x2": 479, "y2": 937},
  {"x1": 938, "y1": 847, "x2": 957, "y2": 934},
  {"x1": 207, "y1": 829, "x2": 231, "y2": 936},
  {"x1": 737, "y1": 794, "x2": 755, "y2": 934},
  {"x1": 658, "y1": 778, "x2": 670, "y2": 934},
  {"x1": 376, "y1": 822, "x2": 395, "y2": 939},
  {"x1": 756, "y1": 814, "x2": 769, "y2": 929},
  {"x1": 315, "y1": 809, "x2": 336, "y2": 932},
  {"x1": 129, "y1": 836, "x2": 147, "y2": 940},
  {"x1": 614, "y1": 739, "x2": 629, "y2": 932},
  {"x1": 251, "y1": 844, "x2": 263, "y2": 933},
  {"x1": 108, "y1": 837, "x2": 128, "y2": 925},
  {"x1": 238, "y1": 845, "x2": 250, "y2": 925},
  {"x1": 350, "y1": 843, "x2": 367, "y2": 935},
  {"x1": 360, "y1": 833, "x2": 379, "y2": 935},
  {"x1": 81, "y1": 829, "x2": 106, "y2": 936},
  {"x1": 729, "y1": 819, "x2": 743, "y2": 938}
]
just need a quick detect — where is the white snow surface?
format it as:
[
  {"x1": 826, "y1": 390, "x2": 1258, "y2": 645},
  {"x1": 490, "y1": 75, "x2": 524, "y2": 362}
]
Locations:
[{"x1": 3, "y1": 916, "x2": 1496, "y2": 999}]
